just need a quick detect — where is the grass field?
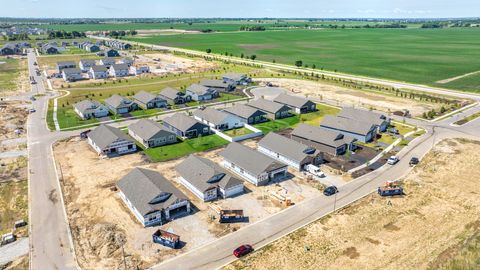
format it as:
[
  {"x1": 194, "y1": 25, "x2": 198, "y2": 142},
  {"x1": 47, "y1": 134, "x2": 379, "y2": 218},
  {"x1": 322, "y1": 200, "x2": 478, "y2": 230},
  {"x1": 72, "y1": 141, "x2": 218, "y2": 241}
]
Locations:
[
  {"x1": 0, "y1": 57, "x2": 25, "y2": 92},
  {"x1": 128, "y1": 28, "x2": 480, "y2": 92},
  {"x1": 143, "y1": 134, "x2": 229, "y2": 162},
  {"x1": 223, "y1": 127, "x2": 253, "y2": 137},
  {"x1": 0, "y1": 178, "x2": 28, "y2": 236}
]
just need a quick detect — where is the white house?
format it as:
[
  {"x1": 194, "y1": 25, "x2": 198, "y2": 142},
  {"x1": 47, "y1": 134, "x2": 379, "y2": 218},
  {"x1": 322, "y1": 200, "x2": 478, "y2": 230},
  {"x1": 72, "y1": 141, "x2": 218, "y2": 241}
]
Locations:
[
  {"x1": 62, "y1": 68, "x2": 83, "y2": 82},
  {"x1": 73, "y1": 100, "x2": 109, "y2": 119},
  {"x1": 109, "y1": 64, "x2": 129, "y2": 77},
  {"x1": 88, "y1": 65, "x2": 108, "y2": 79},
  {"x1": 129, "y1": 65, "x2": 150, "y2": 75},
  {"x1": 87, "y1": 124, "x2": 136, "y2": 156},
  {"x1": 192, "y1": 107, "x2": 243, "y2": 130},
  {"x1": 78, "y1": 59, "x2": 96, "y2": 72}
]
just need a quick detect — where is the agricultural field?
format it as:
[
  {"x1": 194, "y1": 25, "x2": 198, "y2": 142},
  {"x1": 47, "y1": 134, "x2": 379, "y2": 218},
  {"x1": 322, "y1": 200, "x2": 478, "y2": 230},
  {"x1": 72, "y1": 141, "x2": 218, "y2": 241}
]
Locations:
[
  {"x1": 225, "y1": 138, "x2": 480, "y2": 270},
  {"x1": 128, "y1": 28, "x2": 480, "y2": 92}
]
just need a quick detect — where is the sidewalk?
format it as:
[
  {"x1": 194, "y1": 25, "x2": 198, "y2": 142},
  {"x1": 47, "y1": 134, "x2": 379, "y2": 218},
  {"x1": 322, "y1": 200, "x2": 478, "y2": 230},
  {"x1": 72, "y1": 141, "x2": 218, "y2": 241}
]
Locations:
[{"x1": 0, "y1": 237, "x2": 29, "y2": 265}]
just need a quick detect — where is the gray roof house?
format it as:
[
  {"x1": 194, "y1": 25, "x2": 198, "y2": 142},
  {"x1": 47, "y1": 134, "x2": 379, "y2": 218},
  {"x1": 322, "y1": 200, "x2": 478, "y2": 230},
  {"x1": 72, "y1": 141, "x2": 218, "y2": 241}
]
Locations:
[
  {"x1": 176, "y1": 155, "x2": 244, "y2": 202},
  {"x1": 200, "y1": 79, "x2": 235, "y2": 92},
  {"x1": 258, "y1": 132, "x2": 323, "y2": 171},
  {"x1": 320, "y1": 115, "x2": 377, "y2": 143},
  {"x1": 128, "y1": 119, "x2": 177, "y2": 148},
  {"x1": 88, "y1": 65, "x2": 108, "y2": 79},
  {"x1": 162, "y1": 113, "x2": 210, "y2": 138},
  {"x1": 219, "y1": 142, "x2": 288, "y2": 186},
  {"x1": 87, "y1": 124, "x2": 136, "y2": 156},
  {"x1": 247, "y1": 99, "x2": 292, "y2": 120},
  {"x1": 186, "y1": 84, "x2": 219, "y2": 101},
  {"x1": 117, "y1": 168, "x2": 191, "y2": 227},
  {"x1": 56, "y1": 61, "x2": 76, "y2": 73},
  {"x1": 337, "y1": 107, "x2": 391, "y2": 132},
  {"x1": 223, "y1": 104, "x2": 267, "y2": 124},
  {"x1": 222, "y1": 73, "x2": 251, "y2": 85},
  {"x1": 120, "y1": 58, "x2": 134, "y2": 66},
  {"x1": 109, "y1": 64, "x2": 130, "y2": 77},
  {"x1": 133, "y1": 91, "x2": 167, "y2": 109},
  {"x1": 193, "y1": 107, "x2": 243, "y2": 130},
  {"x1": 291, "y1": 124, "x2": 357, "y2": 156},
  {"x1": 73, "y1": 100, "x2": 109, "y2": 120},
  {"x1": 273, "y1": 94, "x2": 317, "y2": 114},
  {"x1": 79, "y1": 59, "x2": 96, "y2": 72},
  {"x1": 99, "y1": 57, "x2": 116, "y2": 67},
  {"x1": 105, "y1": 94, "x2": 138, "y2": 114},
  {"x1": 62, "y1": 68, "x2": 83, "y2": 82},
  {"x1": 159, "y1": 87, "x2": 190, "y2": 104}
]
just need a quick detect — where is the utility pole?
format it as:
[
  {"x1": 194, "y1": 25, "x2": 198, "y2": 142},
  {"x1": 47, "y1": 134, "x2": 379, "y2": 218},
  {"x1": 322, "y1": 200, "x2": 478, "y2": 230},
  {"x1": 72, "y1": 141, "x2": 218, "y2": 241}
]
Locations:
[
  {"x1": 122, "y1": 244, "x2": 127, "y2": 270},
  {"x1": 333, "y1": 192, "x2": 338, "y2": 212}
]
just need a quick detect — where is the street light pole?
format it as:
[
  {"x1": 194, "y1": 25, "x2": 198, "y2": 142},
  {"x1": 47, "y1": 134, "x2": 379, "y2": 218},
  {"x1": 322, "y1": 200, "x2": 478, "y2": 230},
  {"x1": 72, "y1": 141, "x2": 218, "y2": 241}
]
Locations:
[{"x1": 333, "y1": 192, "x2": 338, "y2": 212}]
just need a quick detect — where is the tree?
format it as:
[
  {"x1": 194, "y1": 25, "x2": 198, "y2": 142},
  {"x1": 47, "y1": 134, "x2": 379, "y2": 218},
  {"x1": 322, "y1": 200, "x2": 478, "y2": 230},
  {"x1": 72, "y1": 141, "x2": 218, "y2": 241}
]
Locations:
[
  {"x1": 250, "y1": 55, "x2": 257, "y2": 60},
  {"x1": 240, "y1": 53, "x2": 244, "y2": 58},
  {"x1": 295, "y1": 60, "x2": 303, "y2": 67},
  {"x1": 312, "y1": 64, "x2": 316, "y2": 69},
  {"x1": 206, "y1": 48, "x2": 212, "y2": 54}
]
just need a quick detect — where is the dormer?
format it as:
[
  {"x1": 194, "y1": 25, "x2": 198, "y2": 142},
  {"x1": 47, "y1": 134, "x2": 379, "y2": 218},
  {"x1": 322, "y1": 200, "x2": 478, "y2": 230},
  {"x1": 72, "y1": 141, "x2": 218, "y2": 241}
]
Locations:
[
  {"x1": 207, "y1": 173, "x2": 225, "y2": 184},
  {"x1": 149, "y1": 192, "x2": 171, "y2": 204}
]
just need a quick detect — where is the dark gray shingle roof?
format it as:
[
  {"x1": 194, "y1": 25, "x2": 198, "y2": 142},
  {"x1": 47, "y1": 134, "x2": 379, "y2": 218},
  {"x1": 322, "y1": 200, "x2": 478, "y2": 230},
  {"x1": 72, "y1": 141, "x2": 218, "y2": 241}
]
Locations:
[
  {"x1": 187, "y1": 84, "x2": 212, "y2": 96},
  {"x1": 163, "y1": 113, "x2": 205, "y2": 132},
  {"x1": 74, "y1": 99, "x2": 103, "y2": 114},
  {"x1": 133, "y1": 91, "x2": 165, "y2": 104},
  {"x1": 291, "y1": 124, "x2": 355, "y2": 148},
  {"x1": 258, "y1": 132, "x2": 319, "y2": 162},
  {"x1": 320, "y1": 115, "x2": 376, "y2": 136},
  {"x1": 247, "y1": 99, "x2": 291, "y2": 114},
  {"x1": 223, "y1": 104, "x2": 266, "y2": 119},
  {"x1": 88, "y1": 124, "x2": 133, "y2": 150},
  {"x1": 193, "y1": 108, "x2": 231, "y2": 126},
  {"x1": 337, "y1": 107, "x2": 387, "y2": 126},
  {"x1": 105, "y1": 95, "x2": 134, "y2": 109},
  {"x1": 273, "y1": 93, "x2": 314, "y2": 109},
  {"x1": 128, "y1": 119, "x2": 175, "y2": 141},
  {"x1": 159, "y1": 87, "x2": 182, "y2": 100}
]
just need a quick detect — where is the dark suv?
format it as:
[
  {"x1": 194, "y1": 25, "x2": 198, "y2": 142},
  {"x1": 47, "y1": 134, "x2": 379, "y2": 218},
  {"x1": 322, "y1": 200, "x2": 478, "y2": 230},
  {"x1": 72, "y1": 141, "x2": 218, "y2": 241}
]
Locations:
[
  {"x1": 323, "y1": 186, "x2": 338, "y2": 196},
  {"x1": 409, "y1": 157, "x2": 419, "y2": 166}
]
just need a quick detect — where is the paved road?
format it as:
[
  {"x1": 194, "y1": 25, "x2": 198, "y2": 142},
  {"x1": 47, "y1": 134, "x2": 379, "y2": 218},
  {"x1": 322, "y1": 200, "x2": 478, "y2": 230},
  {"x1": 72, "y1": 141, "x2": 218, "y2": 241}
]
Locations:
[{"x1": 0, "y1": 237, "x2": 29, "y2": 265}]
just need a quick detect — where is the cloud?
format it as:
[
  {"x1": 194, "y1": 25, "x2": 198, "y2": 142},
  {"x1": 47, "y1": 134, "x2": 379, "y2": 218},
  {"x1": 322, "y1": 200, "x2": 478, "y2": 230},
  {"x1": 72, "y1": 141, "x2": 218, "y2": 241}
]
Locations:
[{"x1": 393, "y1": 8, "x2": 431, "y2": 15}]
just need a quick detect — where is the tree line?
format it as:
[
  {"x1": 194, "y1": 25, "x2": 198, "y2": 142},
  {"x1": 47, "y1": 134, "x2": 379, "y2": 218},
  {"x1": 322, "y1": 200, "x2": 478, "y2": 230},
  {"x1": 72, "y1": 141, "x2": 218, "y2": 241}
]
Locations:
[{"x1": 48, "y1": 30, "x2": 86, "y2": 39}]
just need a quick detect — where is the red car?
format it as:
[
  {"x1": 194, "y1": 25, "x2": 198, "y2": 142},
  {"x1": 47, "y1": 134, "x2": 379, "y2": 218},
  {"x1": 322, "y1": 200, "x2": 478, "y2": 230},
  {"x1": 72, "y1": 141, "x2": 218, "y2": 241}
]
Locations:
[{"x1": 233, "y1": 244, "x2": 253, "y2": 257}]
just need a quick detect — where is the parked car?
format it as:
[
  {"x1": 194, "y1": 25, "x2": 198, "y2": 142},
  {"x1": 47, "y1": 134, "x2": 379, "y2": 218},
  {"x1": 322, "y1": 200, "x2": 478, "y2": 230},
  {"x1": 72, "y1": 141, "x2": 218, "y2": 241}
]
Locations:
[
  {"x1": 33, "y1": 62, "x2": 37, "y2": 66},
  {"x1": 30, "y1": 96, "x2": 36, "y2": 101},
  {"x1": 323, "y1": 186, "x2": 338, "y2": 196},
  {"x1": 30, "y1": 80, "x2": 36, "y2": 85},
  {"x1": 409, "y1": 157, "x2": 419, "y2": 166},
  {"x1": 29, "y1": 108, "x2": 36, "y2": 113},
  {"x1": 233, "y1": 244, "x2": 253, "y2": 257},
  {"x1": 305, "y1": 164, "x2": 325, "y2": 177},
  {"x1": 387, "y1": 156, "x2": 399, "y2": 165}
]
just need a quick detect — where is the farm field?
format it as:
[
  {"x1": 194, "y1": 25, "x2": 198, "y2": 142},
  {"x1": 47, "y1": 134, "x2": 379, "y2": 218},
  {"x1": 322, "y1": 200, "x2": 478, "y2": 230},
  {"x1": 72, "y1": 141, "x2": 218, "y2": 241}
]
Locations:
[
  {"x1": 127, "y1": 28, "x2": 480, "y2": 92},
  {"x1": 225, "y1": 138, "x2": 480, "y2": 270}
]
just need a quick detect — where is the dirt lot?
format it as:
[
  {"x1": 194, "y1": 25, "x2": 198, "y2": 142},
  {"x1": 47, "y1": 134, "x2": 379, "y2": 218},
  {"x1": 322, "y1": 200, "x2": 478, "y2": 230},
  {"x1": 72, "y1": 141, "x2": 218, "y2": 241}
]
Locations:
[
  {"x1": 224, "y1": 138, "x2": 480, "y2": 270},
  {"x1": 256, "y1": 78, "x2": 443, "y2": 116},
  {"x1": 0, "y1": 101, "x2": 28, "y2": 141},
  {"x1": 54, "y1": 137, "x2": 321, "y2": 269}
]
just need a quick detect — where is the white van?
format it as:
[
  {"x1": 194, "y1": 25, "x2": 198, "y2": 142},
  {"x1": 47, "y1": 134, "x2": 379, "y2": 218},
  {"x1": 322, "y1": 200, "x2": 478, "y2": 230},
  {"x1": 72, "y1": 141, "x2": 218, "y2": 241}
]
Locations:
[{"x1": 305, "y1": 164, "x2": 325, "y2": 177}]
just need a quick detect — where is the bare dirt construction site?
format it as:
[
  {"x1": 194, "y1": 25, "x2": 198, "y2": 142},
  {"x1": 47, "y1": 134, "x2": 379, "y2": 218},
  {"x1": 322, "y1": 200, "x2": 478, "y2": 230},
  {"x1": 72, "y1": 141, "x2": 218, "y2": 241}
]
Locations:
[
  {"x1": 54, "y1": 137, "x2": 321, "y2": 269},
  {"x1": 256, "y1": 78, "x2": 446, "y2": 116},
  {"x1": 225, "y1": 138, "x2": 480, "y2": 270}
]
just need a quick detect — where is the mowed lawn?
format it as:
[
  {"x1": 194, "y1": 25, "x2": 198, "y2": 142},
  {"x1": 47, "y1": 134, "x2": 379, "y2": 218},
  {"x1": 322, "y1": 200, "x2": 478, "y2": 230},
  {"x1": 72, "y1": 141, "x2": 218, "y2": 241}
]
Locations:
[
  {"x1": 254, "y1": 103, "x2": 340, "y2": 133},
  {"x1": 143, "y1": 134, "x2": 229, "y2": 162},
  {"x1": 128, "y1": 28, "x2": 480, "y2": 91}
]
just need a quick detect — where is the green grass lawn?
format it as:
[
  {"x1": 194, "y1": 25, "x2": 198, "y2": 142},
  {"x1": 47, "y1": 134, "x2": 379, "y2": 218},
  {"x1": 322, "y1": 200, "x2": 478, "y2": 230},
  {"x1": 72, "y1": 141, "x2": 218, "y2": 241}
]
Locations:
[
  {"x1": 0, "y1": 178, "x2": 28, "y2": 236},
  {"x1": 0, "y1": 57, "x2": 25, "y2": 92},
  {"x1": 143, "y1": 134, "x2": 229, "y2": 162},
  {"x1": 56, "y1": 105, "x2": 99, "y2": 129},
  {"x1": 223, "y1": 127, "x2": 253, "y2": 137},
  {"x1": 128, "y1": 28, "x2": 480, "y2": 92},
  {"x1": 61, "y1": 46, "x2": 94, "y2": 55}
]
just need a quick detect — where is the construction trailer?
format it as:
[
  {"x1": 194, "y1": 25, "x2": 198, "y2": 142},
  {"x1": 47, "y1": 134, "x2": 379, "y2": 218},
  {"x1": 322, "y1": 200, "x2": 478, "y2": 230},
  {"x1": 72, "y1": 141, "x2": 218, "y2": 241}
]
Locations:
[
  {"x1": 377, "y1": 181, "x2": 403, "y2": 196},
  {"x1": 219, "y1": 210, "x2": 246, "y2": 223},
  {"x1": 152, "y1": 229, "x2": 180, "y2": 249}
]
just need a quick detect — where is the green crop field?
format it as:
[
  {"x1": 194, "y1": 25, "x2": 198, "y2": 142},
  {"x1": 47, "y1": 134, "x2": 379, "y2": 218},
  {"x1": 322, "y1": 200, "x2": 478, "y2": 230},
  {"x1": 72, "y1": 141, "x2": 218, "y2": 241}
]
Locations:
[{"x1": 127, "y1": 28, "x2": 480, "y2": 92}]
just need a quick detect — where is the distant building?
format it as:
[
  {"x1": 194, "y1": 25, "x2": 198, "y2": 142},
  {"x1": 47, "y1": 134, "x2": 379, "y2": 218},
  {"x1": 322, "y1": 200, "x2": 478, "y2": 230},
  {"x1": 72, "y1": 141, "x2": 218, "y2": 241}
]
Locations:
[
  {"x1": 200, "y1": 79, "x2": 235, "y2": 92},
  {"x1": 104, "y1": 49, "x2": 120, "y2": 57},
  {"x1": 186, "y1": 84, "x2": 219, "y2": 101},
  {"x1": 85, "y1": 44, "x2": 100, "y2": 52},
  {"x1": 62, "y1": 68, "x2": 82, "y2": 82},
  {"x1": 79, "y1": 59, "x2": 96, "y2": 72},
  {"x1": 56, "y1": 61, "x2": 76, "y2": 73},
  {"x1": 73, "y1": 100, "x2": 109, "y2": 119},
  {"x1": 109, "y1": 64, "x2": 129, "y2": 77},
  {"x1": 222, "y1": 73, "x2": 251, "y2": 85},
  {"x1": 88, "y1": 65, "x2": 108, "y2": 79},
  {"x1": 129, "y1": 65, "x2": 150, "y2": 75}
]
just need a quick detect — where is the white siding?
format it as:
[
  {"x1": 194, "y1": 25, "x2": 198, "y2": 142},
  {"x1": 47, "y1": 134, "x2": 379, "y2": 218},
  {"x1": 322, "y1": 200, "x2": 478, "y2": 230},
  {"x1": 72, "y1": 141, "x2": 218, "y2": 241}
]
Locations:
[
  {"x1": 257, "y1": 146, "x2": 302, "y2": 170},
  {"x1": 222, "y1": 159, "x2": 268, "y2": 186}
]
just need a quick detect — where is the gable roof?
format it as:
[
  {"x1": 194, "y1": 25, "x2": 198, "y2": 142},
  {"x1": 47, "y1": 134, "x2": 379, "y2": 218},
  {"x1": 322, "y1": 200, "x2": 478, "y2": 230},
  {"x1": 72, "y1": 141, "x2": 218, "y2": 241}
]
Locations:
[
  {"x1": 247, "y1": 99, "x2": 291, "y2": 114},
  {"x1": 110, "y1": 63, "x2": 129, "y2": 71},
  {"x1": 223, "y1": 104, "x2": 266, "y2": 119},
  {"x1": 117, "y1": 168, "x2": 188, "y2": 216},
  {"x1": 62, "y1": 68, "x2": 81, "y2": 75},
  {"x1": 105, "y1": 94, "x2": 134, "y2": 109},
  {"x1": 219, "y1": 142, "x2": 287, "y2": 176},
  {"x1": 133, "y1": 91, "x2": 165, "y2": 104},
  {"x1": 320, "y1": 115, "x2": 376, "y2": 136},
  {"x1": 74, "y1": 99, "x2": 104, "y2": 114},
  {"x1": 88, "y1": 124, "x2": 133, "y2": 150},
  {"x1": 273, "y1": 93, "x2": 315, "y2": 108},
  {"x1": 193, "y1": 108, "x2": 231, "y2": 126},
  {"x1": 90, "y1": 65, "x2": 108, "y2": 72},
  {"x1": 223, "y1": 73, "x2": 246, "y2": 81},
  {"x1": 291, "y1": 124, "x2": 355, "y2": 148},
  {"x1": 259, "y1": 132, "x2": 320, "y2": 162},
  {"x1": 187, "y1": 84, "x2": 214, "y2": 96},
  {"x1": 159, "y1": 87, "x2": 183, "y2": 100},
  {"x1": 163, "y1": 113, "x2": 205, "y2": 132},
  {"x1": 101, "y1": 57, "x2": 116, "y2": 63},
  {"x1": 337, "y1": 107, "x2": 388, "y2": 126},
  {"x1": 176, "y1": 155, "x2": 243, "y2": 192},
  {"x1": 128, "y1": 119, "x2": 175, "y2": 141},
  {"x1": 79, "y1": 59, "x2": 96, "y2": 65},
  {"x1": 200, "y1": 79, "x2": 231, "y2": 89},
  {"x1": 57, "y1": 61, "x2": 75, "y2": 67}
]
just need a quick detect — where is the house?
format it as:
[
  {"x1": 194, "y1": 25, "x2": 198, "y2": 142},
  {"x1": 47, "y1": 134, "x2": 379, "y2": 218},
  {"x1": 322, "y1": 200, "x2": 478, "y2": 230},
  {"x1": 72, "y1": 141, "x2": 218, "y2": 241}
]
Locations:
[
  {"x1": 105, "y1": 94, "x2": 138, "y2": 114},
  {"x1": 42, "y1": 45, "x2": 59, "y2": 54},
  {"x1": 109, "y1": 64, "x2": 129, "y2": 77},
  {"x1": 258, "y1": 132, "x2": 322, "y2": 171},
  {"x1": 247, "y1": 99, "x2": 291, "y2": 119},
  {"x1": 120, "y1": 58, "x2": 134, "y2": 66},
  {"x1": 176, "y1": 155, "x2": 244, "y2": 202},
  {"x1": 88, "y1": 65, "x2": 108, "y2": 79},
  {"x1": 99, "y1": 57, "x2": 116, "y2": 67},
  {"x1": 186, "y1": 84, "x2": 219, "y2": 101},
  {"x1": 104, "y1": 49, "x2": 120, "y2": 57},
  {"x1": 56, "y1": 61, "x2": 76, "y2": 73},
  {"x1": 117, "y1": 168, "x2": 190, "y2": 227},
  {"x1": 220, "y1": 142, "x2": 288, "y2": 186},
  {"x1": 128, "y1": 119, "x2": 177, "y2": 148},
  {"x1": 130, "y1": 65, "x2": 150, "y2": 75},
  {"x1": 337, "y1": 107, "x2": 391, "y2": 132},
  {"x1": 73, "y1": 100, "x2": 109, "y2": 119},
  {"x1": 193, "y1": 107, "x2": 243, "y2": 130},
  {"x1": 79, "y1": 59, "x2": 96, "y2": 72},
  {"x1": 320, "y1": 115, "x2": 377, "y2": 143},
  {"x1": 87, "y1": 124, "x2": 136, "y2": 156},
  {"x1": 0, "y1": 43, "x2": 17, "y2": 55},
  {"x1": 222, "y1": 73, "x2": 251, "y2": 85},
  {"x1": 85, "y1": 44, "x2": 100, "y2": 52},
  {"x1": 291, "y1": 124, "x2": 357, "y2": 156},
  {"x1": 200, "y1": 79, "x2": 235, "y2": 92},
  {"x1": 159, "y1": 87, "x2": 190, "y2": 104},
  {"x1": 162, "y1": 113, "x2": 210, "y2": 138},
  {"x1": 62, "y1": 68, "x2": 83, "y2": 82},
  {"x1": 133, "y1": 91, "x2": 168, "y2": 109},
  {"x1": 223, "y1": 104, "x2": 267, "y2": 124},
  {"x1": 273, "y1": 93, "x2": 316, "y2": 114}
]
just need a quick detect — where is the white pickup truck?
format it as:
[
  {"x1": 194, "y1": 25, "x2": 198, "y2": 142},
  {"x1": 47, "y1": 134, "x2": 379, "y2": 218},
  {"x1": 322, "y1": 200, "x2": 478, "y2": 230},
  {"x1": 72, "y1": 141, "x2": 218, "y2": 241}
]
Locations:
[{"x1": 305, "y1": 164, "x2": 325, "y2": 177}]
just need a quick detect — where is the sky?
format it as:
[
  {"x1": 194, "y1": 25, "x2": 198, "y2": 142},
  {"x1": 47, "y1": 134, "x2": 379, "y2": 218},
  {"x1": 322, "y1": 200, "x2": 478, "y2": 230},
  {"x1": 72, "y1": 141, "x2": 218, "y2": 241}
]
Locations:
[{"x1": 1, "y1": 0, "x2": 479, "y2": 18}]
